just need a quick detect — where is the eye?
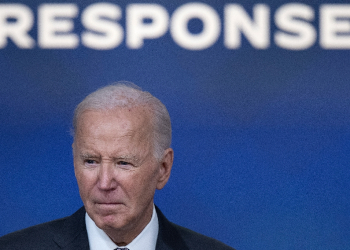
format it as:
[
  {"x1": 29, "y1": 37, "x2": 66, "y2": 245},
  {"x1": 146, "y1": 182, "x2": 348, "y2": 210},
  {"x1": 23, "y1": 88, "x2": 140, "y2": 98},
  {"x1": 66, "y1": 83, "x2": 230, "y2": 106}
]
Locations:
[
  {"x1": 84, "y1": 159, "x2": 99, "y2": 167},
  {"x1": 117, "y1": 161, "x2": 134, "y2": 170}
]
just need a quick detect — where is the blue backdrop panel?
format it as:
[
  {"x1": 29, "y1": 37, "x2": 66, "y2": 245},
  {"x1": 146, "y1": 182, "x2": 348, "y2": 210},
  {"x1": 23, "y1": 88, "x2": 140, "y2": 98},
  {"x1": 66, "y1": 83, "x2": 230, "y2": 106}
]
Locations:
[{"x1": 1, "y1": 1, "x2": 350, "y2": 249}]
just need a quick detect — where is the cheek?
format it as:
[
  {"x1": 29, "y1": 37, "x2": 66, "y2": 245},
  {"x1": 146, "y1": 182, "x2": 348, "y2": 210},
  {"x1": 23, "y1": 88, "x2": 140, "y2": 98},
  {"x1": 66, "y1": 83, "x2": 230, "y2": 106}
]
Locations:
[
  {"x1": 76, "y1": 170, "x2": 95, "y2": 197},
  {"x1": 132, "y1": 169, "x2": 159, "y2": 196}
]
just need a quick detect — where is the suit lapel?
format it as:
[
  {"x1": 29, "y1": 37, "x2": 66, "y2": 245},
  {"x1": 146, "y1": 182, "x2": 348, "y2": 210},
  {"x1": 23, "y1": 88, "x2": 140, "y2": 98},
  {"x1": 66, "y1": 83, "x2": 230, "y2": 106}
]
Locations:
[
  {"x1": 53, "y1": 207, "x2": 90, "y2": 250},
  {"x1": 155, "y1": 206, "x2": 189, "y2": 250}
]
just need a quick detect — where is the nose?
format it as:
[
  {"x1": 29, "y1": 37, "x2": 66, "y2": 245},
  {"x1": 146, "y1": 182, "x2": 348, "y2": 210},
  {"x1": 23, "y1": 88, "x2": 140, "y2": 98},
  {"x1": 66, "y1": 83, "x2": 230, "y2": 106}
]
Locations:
[{"x1": 97, "y1": 161, "x2": 117, "y2": 190}]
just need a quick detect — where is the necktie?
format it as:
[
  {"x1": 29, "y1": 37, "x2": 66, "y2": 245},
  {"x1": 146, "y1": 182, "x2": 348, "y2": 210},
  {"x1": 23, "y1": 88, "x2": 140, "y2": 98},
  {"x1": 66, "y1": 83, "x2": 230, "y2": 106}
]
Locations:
[{"x1": 115, "y1": 248, "x2": 129, "y2": 250}]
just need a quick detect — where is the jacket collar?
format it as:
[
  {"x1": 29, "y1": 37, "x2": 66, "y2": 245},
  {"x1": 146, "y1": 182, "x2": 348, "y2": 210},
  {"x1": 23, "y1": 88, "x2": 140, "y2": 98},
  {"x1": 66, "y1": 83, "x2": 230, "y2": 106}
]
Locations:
[
  {"x1": 53, "y1": 206, "x2": 89, "y2": 250},
  {"x1": 155, "y1": 206, "x2": 189, "y2": 250}
]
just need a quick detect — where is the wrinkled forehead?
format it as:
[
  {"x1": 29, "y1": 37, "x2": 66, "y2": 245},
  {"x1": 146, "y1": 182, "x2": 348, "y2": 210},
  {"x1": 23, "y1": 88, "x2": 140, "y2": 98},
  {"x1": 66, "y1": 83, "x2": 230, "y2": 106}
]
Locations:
[{"x1": 75, "y1": 106, "x2": 154, "y2": 140}]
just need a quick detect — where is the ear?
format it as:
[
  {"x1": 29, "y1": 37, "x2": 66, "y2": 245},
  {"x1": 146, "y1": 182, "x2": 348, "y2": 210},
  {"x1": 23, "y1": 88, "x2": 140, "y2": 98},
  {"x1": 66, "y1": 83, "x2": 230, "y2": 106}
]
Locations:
[
  {"x1": 156, "y1": 148, "x2": 174, "y2": 190},
  {"x1": 72, "y1": 142, "x2": 77, "y2": 176}
]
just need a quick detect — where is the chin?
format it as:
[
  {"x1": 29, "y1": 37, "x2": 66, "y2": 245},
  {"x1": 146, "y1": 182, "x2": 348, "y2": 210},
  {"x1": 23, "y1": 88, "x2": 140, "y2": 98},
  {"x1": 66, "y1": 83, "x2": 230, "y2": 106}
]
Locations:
[{"x1": 93, "y1": 212, "x2": 130, "y2": 231}]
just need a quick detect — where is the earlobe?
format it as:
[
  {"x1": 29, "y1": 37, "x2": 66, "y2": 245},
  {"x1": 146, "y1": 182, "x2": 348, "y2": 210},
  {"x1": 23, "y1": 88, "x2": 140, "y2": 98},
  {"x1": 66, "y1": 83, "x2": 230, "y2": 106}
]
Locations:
[{"x1": 156, "y1": 148, "x2": 174, "y2": 190}]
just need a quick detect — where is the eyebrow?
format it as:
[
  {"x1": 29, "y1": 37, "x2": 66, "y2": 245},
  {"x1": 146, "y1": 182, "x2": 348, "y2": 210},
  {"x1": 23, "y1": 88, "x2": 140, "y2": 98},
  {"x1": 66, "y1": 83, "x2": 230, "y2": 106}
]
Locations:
[
  {"x1": 79, "y1": 153, "x2": 139, "y2": 162},
  {"x1": 115, "y1": 155, "x2": 139, "y2": 163},
  {"x1": 80, "y1": 153, "x2": 99, "y2": 159}
]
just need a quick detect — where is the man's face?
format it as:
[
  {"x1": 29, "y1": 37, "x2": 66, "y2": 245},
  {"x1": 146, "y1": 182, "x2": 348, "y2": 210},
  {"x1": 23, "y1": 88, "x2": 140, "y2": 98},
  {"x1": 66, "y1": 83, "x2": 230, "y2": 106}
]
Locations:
[{"x1": 73, "y1": 107, "x2": 172, "y2": 241}]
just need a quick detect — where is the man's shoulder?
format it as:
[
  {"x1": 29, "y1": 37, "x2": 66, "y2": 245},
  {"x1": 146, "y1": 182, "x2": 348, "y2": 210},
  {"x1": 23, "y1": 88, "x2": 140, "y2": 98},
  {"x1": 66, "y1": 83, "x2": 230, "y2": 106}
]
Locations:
[
  {"x1": 0, "y1": 207, "x2": 86, "y2": 250},
  {"x1": 155, "y1": 206, "x2": 235, "y2": 250},
  {"x1": 0, "y1": 216, "x2": 67, "y2": 248},
  {"x1": 171, "y1": 222, "x2": 235, "y2": 250}
]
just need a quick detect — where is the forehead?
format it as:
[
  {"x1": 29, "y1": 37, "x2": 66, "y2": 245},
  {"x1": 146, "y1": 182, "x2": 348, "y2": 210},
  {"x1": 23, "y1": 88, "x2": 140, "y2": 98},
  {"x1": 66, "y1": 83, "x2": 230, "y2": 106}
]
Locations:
[{"x1": 75, "y1": 106, "x2": 153, "y2": 140}]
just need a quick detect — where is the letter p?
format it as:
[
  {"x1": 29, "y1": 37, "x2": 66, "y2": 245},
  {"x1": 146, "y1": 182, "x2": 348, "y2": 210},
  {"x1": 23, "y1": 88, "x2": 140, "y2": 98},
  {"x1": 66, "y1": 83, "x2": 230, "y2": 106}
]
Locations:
[{"x1": 126, "y1": 4, "x2": 169, "y2": 49}]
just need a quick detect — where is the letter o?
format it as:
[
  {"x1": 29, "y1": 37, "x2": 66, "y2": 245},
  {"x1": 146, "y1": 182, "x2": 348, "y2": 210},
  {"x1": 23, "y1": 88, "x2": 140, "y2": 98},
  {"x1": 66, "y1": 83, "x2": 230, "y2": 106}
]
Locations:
[{"x1": 170, "y1": 3, "x2": 221, "y2": 50}]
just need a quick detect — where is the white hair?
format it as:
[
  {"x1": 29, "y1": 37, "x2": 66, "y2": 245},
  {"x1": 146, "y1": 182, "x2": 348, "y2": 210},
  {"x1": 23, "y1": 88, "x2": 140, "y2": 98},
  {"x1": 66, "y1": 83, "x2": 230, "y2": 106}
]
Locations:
[{"x1": 72, "y1": 82, "x2": 171, "y2": 160}]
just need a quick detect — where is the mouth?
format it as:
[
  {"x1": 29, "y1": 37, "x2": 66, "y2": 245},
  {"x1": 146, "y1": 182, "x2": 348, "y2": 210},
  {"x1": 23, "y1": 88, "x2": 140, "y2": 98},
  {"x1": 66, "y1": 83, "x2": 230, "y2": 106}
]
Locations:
[
  {"x1": 94, "y1": 201, "x2": 125, "y2": 207},
  {"x1": 96, "y1": 202, "x2": 123, "y2": 205},
  {"x1": 93, "y1": 202, "x2": 125, "y2": 214}
]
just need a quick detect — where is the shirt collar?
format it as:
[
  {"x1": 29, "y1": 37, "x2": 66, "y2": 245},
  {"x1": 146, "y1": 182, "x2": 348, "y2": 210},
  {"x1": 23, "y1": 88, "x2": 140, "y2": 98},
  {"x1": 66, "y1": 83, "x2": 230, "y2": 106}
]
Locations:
[{"x1": 86, "y1": 205, "x2": 159, "y2": 250}]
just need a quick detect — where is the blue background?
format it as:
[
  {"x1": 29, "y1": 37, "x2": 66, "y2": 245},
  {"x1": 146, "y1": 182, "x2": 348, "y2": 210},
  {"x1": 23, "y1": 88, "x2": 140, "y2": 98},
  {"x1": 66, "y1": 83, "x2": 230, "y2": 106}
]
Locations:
[{"x1": 1, "y1": 1, "x2": 350, "y2": 249}]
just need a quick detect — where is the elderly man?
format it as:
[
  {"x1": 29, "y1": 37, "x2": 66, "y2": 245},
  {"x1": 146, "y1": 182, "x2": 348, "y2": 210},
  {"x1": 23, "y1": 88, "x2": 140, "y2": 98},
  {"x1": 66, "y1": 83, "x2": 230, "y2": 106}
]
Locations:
[{"x1": 0, "y1": 83, "x2": 235, "y2": 250}]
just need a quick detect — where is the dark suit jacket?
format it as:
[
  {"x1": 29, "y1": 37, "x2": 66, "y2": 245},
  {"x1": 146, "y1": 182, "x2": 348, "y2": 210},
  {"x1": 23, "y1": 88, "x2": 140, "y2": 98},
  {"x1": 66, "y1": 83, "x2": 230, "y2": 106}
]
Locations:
[{"x1": 0, "y1": 206, "x2": 235, "y2": 250}]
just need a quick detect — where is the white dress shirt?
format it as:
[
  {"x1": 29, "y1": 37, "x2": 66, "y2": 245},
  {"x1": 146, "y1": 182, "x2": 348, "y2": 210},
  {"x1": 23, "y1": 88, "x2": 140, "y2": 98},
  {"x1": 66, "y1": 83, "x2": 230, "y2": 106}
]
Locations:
[{"x1": 86, "y1": 205, "x2": 159, "y2": 250}]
